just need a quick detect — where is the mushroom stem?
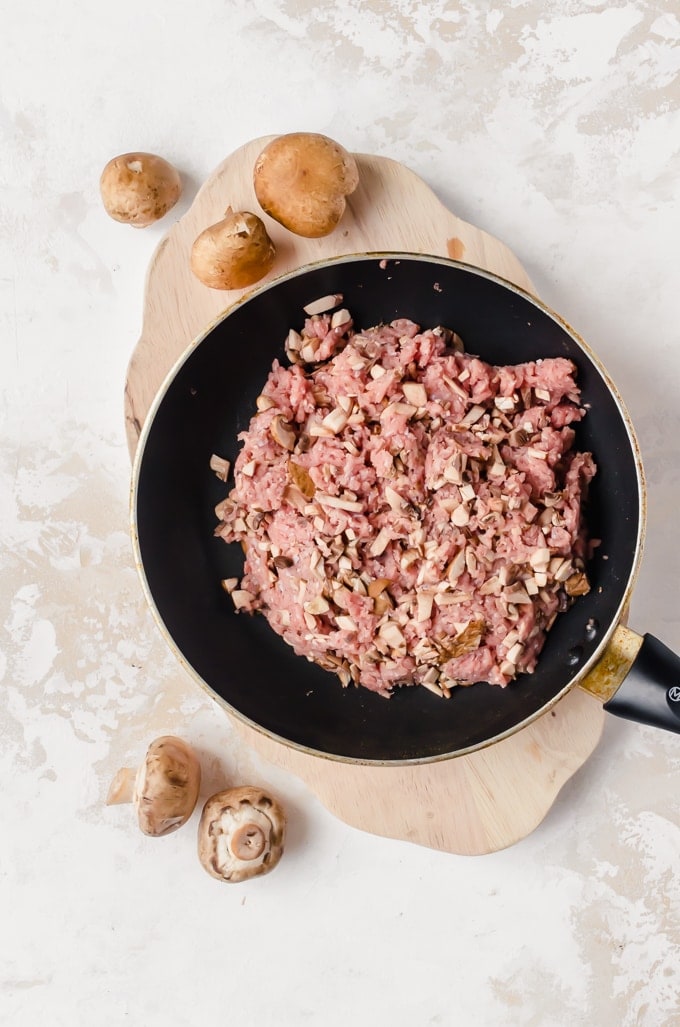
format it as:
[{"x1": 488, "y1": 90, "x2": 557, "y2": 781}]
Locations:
[
  {"x1": 106, "y1": 767, "x2": 136, "y2": 805},
  {"x1": 230, "y1": 823, "x2": 267, "y2": 861}
]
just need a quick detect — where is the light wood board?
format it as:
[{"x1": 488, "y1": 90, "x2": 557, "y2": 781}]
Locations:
[{"x1": 125, "y1": 137, "x2": 605, "y2": 854}]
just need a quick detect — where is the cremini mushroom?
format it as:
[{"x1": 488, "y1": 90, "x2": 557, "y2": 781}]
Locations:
[
  {"x1": 197, "y1": 786, "x2": 286, "y2": 882},
  {"x1": 253, "y1": 132, "x2": 359, "y2": 238},
  {"x1": 99, "y1": 152, "x2": 181, "y2": 227},
  {"x1": 190, "y1": 209, "x2": 275, "y2": 290},
  {"x1": 106, "y1": 735, "x2": 201, "y2": 837}
]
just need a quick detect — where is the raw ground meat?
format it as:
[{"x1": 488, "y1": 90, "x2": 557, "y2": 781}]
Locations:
[{"x1": 213, "y1": 303, "x2": 596, "y2": 698}]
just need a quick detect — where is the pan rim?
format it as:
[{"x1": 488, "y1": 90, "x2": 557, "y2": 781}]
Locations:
[{"x1": 130, "y1": 250, "x2": 646, "y2": 766}]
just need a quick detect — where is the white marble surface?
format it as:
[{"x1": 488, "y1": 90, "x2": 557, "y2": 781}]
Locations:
[{"x1": 2, "y1": 2, "x2": 679, "y2": 1024}]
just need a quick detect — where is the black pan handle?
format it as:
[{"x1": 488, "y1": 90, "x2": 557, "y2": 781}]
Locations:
[{"x1": 604, "y1": 633, "x2": 680, "y2": 733}]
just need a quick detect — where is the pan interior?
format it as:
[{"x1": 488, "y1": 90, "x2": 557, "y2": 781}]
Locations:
[{"x1": 134, "y1": 255, "x2": 642, "y2": 762}]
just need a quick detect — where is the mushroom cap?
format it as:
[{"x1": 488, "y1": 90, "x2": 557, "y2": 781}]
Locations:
[
  {"x1": 197, "y1": 786, "x2": 286, "y2": 883},
  {"x1": 99, "y1": 152, "x2": 181, "y2": 228},
  {"x1": 133, "y1": 735, "x2": 201, "y2": 837},
  {"x1": 253, "y1": 132, "x2": 359, "y2": 238}
]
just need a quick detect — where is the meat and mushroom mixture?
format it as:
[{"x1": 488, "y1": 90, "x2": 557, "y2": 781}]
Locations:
[{"x1": 213, "y1": 299, "x2": 596, "y2": 698}]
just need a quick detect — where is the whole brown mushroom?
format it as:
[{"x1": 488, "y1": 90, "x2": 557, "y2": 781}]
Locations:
[
  {"x1": 253, "y1": 132, "x2": 359, "y2": 238},
  {"x1": 190, "y1": 209, "x2": 276, "y2": 290},
  {"x1": 100, "y1": 152, "x2": 181, "y2": 228},
  {"x1": 197, "y1": 786, "x2": 286, "y2": 882},
  {"x1": 106, "y1": 735, "x2": 201, "y2": 837}
]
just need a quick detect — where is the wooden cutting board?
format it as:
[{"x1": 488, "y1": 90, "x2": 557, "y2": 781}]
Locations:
[{"x1": 125, "y1": 137, "x2": 605, "y2": 855}]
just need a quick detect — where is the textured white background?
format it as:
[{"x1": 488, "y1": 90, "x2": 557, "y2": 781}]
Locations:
[{"x1": 1, "y1": 2, "x2": 679, "y2": 1025}]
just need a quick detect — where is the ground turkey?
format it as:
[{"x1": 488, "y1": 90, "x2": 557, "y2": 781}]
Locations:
[{"x1": 214, "y1": 307, "x2": 596, "y2": 699}]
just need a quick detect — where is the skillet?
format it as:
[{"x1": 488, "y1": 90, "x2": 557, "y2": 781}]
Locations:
[{"x1": 131, "y1": 253, "x2": 680, "y2": 763}]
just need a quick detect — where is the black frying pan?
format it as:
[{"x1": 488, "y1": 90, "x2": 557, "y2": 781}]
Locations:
[{"x1": 131, "y1": 253, "x2": 680, "y2": 763}]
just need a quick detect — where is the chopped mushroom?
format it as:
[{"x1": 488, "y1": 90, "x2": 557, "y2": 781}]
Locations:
[
  {"x1": 270, "y1": 415, "x2": 296, "y2": 451},
  {"x1": 210, "y1": 453, "x2": 231, "y2": 481},
  {"x1": 565, "y1": 571, "x2": 591, "y2": 597},
  {"x1": 303, "y1": 293, "x2": 343, "y2": 316},
  {"x1": 197, "y1": 786, "x2": 286, "y2": 883},
  {"x1": 106, "y1": 736, "x2": 201, "y2": 837}
]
